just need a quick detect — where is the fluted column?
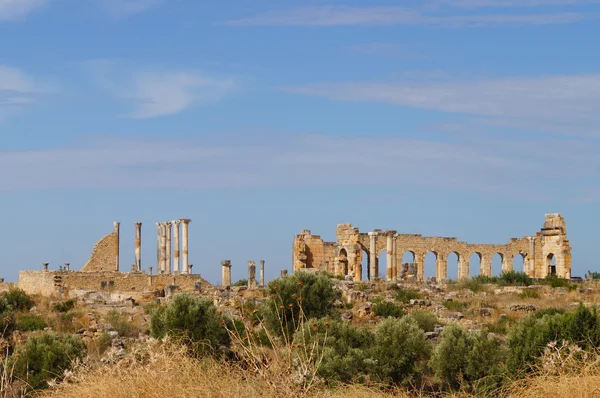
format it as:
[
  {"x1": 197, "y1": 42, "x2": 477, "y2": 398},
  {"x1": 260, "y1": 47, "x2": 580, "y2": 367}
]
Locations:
[
  {"x1": 134, "y1": 222, "x2": 142, "y2": 271},
  {"x1": 248, "y1": 261, "x2": 257, "y2": 289},
  {"x1": 260, "y1": 260, "x2": 265, "y2": 287},
  {"x1": 172, "y1": 220, "x2": 181, "y2": 274},
  {"x1": 221, "y1": 260, "x2": 232, "y2": 287},
  {"x1": 369, "y1": 232, "x2": 378, "y2": 281},
  {"x1": 165, "y1": 221, "x2": 172, "y2": 274},
  {"x1": 156, "y1": 222, "x2": 161, "y2": 271},
  {"x1": 181, "y1": 219, "x2": 191, "y2": 274},
  {"x1": 113, "y1": 221, "x2": 120, "y2": 272}
]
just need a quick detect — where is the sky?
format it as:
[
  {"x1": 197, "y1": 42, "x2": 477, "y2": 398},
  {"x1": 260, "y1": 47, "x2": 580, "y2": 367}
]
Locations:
[{"x1": 1, "y1": 0, "x2": 599, "y2": 284}]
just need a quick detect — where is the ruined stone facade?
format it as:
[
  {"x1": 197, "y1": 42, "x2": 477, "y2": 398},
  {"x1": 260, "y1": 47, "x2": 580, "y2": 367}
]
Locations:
[
  {"x1": 80, "y1": 228, "x2": 119, "y2": 272},
  {"x1": 292, "y1": 214, "x2": 572, "y2": 281}
]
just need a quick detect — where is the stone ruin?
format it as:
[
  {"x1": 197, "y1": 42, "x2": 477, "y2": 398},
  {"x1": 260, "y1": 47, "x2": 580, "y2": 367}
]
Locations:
[{"x1": 292, "y1": 214, "x2": 572, "y2": 282}]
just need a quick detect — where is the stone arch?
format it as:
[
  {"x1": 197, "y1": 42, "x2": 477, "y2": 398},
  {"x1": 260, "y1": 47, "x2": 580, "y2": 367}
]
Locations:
[
  {"x1": 424, "y1": 251, "x2": 438, "y2": 280},
  {"x1": 338, "y1": 248, "x2": 349, "y2": 277},
  {"x1": 492, "y1": 253, "x2": 503, "y2": 276},
  {"x1": 546, "y1": 253, "x2": 557, "y2": 276},
  {"x1": 469, "y1": 252, "x2": 482, "y2": 277},
  {"x1": 513, "y1": 252, "x2": 526, "y2": 272},
  {"x1": 447, "y1": 251, "x2": 460, "y2": 281}
]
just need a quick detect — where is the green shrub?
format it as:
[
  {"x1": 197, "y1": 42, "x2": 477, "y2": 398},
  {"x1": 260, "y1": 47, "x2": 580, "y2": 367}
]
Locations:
[
  {"x1": 17, "y1": 313, "x2": 47, "y2": 331},
  {"x1": 293, "y1": 318, "x2": 375, "y2": 383},
  {"x1": 499, "y1": 271, "x2": 532, "y2": 286},
  {"x1": 106, "y1": 309, "x2": 139, "y2": 337},
  {"x1": 232, "y1": 279, "x2": 248, "y2": 287},
  {"x1": 1, "y1": 288, "x2": 35, "y2": 311},
  {"x1": 443, "y1": 300, "x2": 469, "y2": 311},
  {"x1": 431, "y1": 324, "x2": 507, "y2": 392},
  {"x1": 371, "y1": 317, "x2": 431, "y2": 385},
  {"x1": 519, "y1": 289, "x2": 540, "y2": 299},
  {"x1": 150, "y1": 293, "x2": 231, "y2": 357},
  {"x1": 484, "y1": 316, "x2": 515, "y2": 335},
  {"x1": 409, "y1": 310, "x2": 439, "y2": 333},
  {"x1": 10, "y1": 331, "x2": 86, "y2": 392},
  {"x1": 0, "y1": 296, "x2": 16, "y2": 337},
  {"x1": 95, "y1": 332, "x2": 113, "y2": 355},
  {"x1": 373, "y1": 302, "x2": 404, "y2": 318},
  {"x1": 53, "y1": 299, "x2": 76, "y2": 313},
  {"x1": 541, "y1": 275, "x2": 577, "y2": 290},
  {"x1": 534, "y1": 307, "x2": 565, "y2": 318},
  {"x1": 393, "y1": 287, "x2": 422, "y2": 303},
  {"x1": 459, "y1": 278, "x2": 486, "y2": 293},
  {"x1": 262, "y1": 271, "x2": 340, "y2": 338}
]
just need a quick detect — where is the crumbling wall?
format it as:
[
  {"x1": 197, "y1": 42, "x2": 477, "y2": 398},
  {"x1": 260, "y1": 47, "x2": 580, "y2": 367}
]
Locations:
[
  {"x1": 81, "y1": 231, "x2": 118, "y2": 272},
  {"x1": 18, "y1": 271, "x2": 57, "y2": 296}
]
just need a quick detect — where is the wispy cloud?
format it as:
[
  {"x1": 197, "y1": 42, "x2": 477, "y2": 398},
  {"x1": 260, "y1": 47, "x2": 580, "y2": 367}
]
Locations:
[
  {"x1": 0, "y1": 0, "x2": 46, "y2": 21},
  {"x1": 445, "y1": 0, "x2": 600, "y2": 8},
  {"x1": 224, "y1": 5, "x2": 590, "y2": 27},
  {"x1": 0, "y1": 66, "x2": 51, "y2": 120},
  {"x1": 98, "y1": 0, "x2": 162, "y2": 18},
  {"x1": 282, "y1": 74, "x2": 600, "y2": 138},
  {"x1": 1, "y1": 134, "x2": 598, "y2": 202}
]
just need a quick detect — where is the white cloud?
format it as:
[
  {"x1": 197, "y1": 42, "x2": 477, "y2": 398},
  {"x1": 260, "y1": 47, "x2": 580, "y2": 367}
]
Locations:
[
  {"x1": 282, "y1": 74, "x2": 600, "y2": 138},
  {"x1": 126, "y1": 72, "x2": 234, "y2": 118},
  {"x1": 0, "y1": 66, "x2": 51, "y2": 120},
  {"x1": 0, "y1": 0, "x2": 46, "y2": 21},
  {"x1": 224, "y1": 5, "x2": 589, "y2": 27},
  {"x1": 0, "y1": 134, "x2": 598, "y2": 202}
]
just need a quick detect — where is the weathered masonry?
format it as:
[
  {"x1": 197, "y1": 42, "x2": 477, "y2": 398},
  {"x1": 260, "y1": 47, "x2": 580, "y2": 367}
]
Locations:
[{"x1": 292, "y1": 214, "x2": 572, "y2": 281}]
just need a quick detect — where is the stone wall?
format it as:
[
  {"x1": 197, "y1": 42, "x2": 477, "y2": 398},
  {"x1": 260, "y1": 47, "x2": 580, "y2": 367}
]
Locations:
[
  {"x1": 81, "y1": 231, "x2": 119, "y2": 272},
  {"x1": 293, "y1": 214, "x2": 571, "y2": 282}
]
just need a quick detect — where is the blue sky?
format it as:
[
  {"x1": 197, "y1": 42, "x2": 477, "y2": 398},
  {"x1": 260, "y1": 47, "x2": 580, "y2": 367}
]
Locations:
[{"x1": 1, "y1": 0, "x2": 600, "y2": 283}]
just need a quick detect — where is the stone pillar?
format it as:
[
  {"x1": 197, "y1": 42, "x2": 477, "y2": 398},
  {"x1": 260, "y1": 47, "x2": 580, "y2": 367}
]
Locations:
[
  {"x1": 42, "y1": 263, "x2": 49, "y2": 272},
  {"x1": 481, "y1": 254, "x2": 492, "y2": 277},
  {"x1": 181, "y1": 219, "x2": 191, "y2": 274},
  {"x1": 457, "y1": 255, "x2": 468, "y2": 280},
  {"x1": 415, "y1": 253, "x2": 425, "y2": 281},
  {"x1": 248, "y1": 261, "x2": 257, "y2": 289},
  {"x1": 527, "y1": 236, "x2": 535, "y2": 277},
  {"x1": 222, "y1": 260, "x2": 232, "y2": 287},
  {"x1": 392, "y1": 235, "x2": 398, "y2": 281},
  {"x1": 368, "y1": 232, "x2": 378, "y2": 281},
  {"x1": 172, "y1": 220, "x2": 181, "y2": 274},
  {"x1": 113, "y1": 221, "x2": 120, "y2": 272},
  {"x1": 134, "y1": 222, "x2": 142, "y2": 272},
  {"x1": 165, "y1": 221, "x2": 172, "y2": 274},
  {"x1": 385, "y1": 231, "x2": 396, "y2": 281},
  {"x1": 156, "y1": 222, "x2": 161, "y2": 271},
  {"x1": 64, "y1": 263, "x2": 70, "y2": 272},
  {"x1": 436, "y1": 254, "x2": 446, "y2": 282},
  {"x1": 159, "y1": 222, "x2": 167, "y2": 274},
  {"x1": 260, "y1": 260, "x2": 265, "y2": 287},
  {"x1": 281, "y1": 269, "x2": 288, "y2": 277}
]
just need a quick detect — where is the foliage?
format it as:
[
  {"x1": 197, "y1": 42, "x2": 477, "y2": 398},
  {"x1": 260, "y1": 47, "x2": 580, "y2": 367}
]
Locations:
[
  {"x1": 96, "y1": 332, "x2": 113, "y2": 355},
  {"x1": 519, "y1": 289, "x2": 540, "y2": 299},
  {"x1": 459, "y1": 278, "x2": 488, "y2": 293},
  {"x1": 373, "y1": 301, "x2": 404, "y2": 318},
  {"x1": 1, "y1": 288, "x2": 35, "y2": 312},
  {"x1": 534, "y1": 307, "x2": 566, "y2": 318},
  {"x1": 0, "y1": 296, "x2": 16, "y2": 337},
  {"x1": 540, "y1": 275, "x2": 577, "y2": 290},
  {"x1": 10, "y1": 331, "x2": 86, "y2": 392},
  {"x1": 498, "y1": 271, "x2": 532, "y2": 287},
  {"x1": 53, "y1": 299, "x2": 76, "y2": 313},
  {"x1": 232, "y1": 279, "x2": 248, "y2": 287},
  {"x1": 442, "y1": 300, "x2": 468, "y2": 311},
  {"x1": 392, "y1": 286, "x2": 422, "y2": 303},
  {"x1": 484, "y1": 316, "x2": 515, "y2": 335},
  {"x1": 587, "y1": 270, "x2": 600, "y2": 280},
  {"x1": 431, "y1": 324, "x2": 507, "y2": 392},
  {"x1": 293, "y1": 318, "x2": 375, "y2": 383},
  {"x1": 262, "y1": 271, "x2": 340, "y2": 338},
  {"x1": 17, "y1": 313, "x2": 47, "y2": 331},
  {"x1": 371, "y1": 317, "x2": 431, "y2": 385},
  {"x1": 409, "y1": 310, "x2": 439, "y2": 333},
  {"x1": 150, "y1": 293, "x2": 231, "y2": 357},
  {"x1": 106, "y1": 309, "x2": 139, "y2": 337}
]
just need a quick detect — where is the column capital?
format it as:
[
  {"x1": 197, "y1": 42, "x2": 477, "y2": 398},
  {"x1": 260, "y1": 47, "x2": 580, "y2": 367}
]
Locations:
[
  {"x1": 165, "y1": 221, "x2": 173, "y2": 227},
  {"x1": 384, "y1": 230, "x2": 397, "y2": 236},
  {"x1": 248, "y1": 260, "x2": 256, "y2": 267},
  {"x1": 134, "y1": 222, "x2": 142, "y2": 228},
  {"x1": 368, "y1": 231, "x2": 378, "y2": 237},
  {"x1": 260, "y1": 260, "x2": 265, "y2": 266},
  {"x1": 180, "y1": 218, "x2": 192, "y2": 224},
  {"x1": 172, "y1": 220, "x2": 181, "y2": 226},
  {"x1": 221, "y1": 260, "x2": 232, "y2": 267}
]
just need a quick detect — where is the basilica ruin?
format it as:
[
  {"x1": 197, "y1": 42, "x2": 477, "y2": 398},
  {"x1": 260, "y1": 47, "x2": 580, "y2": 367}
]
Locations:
[{"x1": 292, "y1": 214, "x2": 572, "y2": 282}]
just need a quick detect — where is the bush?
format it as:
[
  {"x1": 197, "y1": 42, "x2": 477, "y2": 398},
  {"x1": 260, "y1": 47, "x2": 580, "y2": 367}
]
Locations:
[
  {"x1": 371, "y1": 317, "x2": 431, "y2": 385},
  {"x1": 431, "y1": 324, "x2": 507, "y2": 392},
  {"x1": 541, "y1": 275, "x2": 577, "y2": 290},
  {"x1": 262, "y1": 271, "x2": 340, "y2": 338},
  {"x1": 459, "y1": 278, "x2": 487, "y2": 293},
  {"x1": 150, "y1": 293, "x2": 231, "y2": 357},
  {"x1": 231, "y1": 279, "x2": 248, "y2": 287},
  {"x1": 293, "y1": 318, "x2": 375, "y2": 383},
  {"x1": 499, "y1": 271, "x2": 532, "y2": 286},
  {"x1": 393, "y1": 287, "x2": 422, "y2": 303},
  {"x1": 10, "y1": 331, "x2": 86, "y2": 391},
  {"x1": 17, "y1": 313, "x2": 47, "y2": 331},
  {"x1": 443, "y1": 300, "x2": 469, "y2": 311},
  {"x1": 409, "y1": 310, "x2": 439, "y2": 333},
  {"x1": 1, "y1": 288, "x2": 35, "y2": 311},
  {"x1": 106, "y1": 309, "x2": 139, "y2": 337},
  {"x1": 373, "y1": 301, "x2": 404, "y2": 318},
  {"x1": 53, "y1": 299, "x2": 76, "y2": 313},
  {"x1": 519, "y1": 289, "x2": 540, "y2": 299},
  {"x1": 484, "y1": 316, "x2": 515, "y2": 335},
  {"x1": 0, "y1": 296, "x2": 16, "y2": 337}
]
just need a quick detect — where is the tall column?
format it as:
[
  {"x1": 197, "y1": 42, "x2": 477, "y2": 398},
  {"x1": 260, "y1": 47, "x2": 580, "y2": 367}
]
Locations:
[
  {"x1": 134, "y1": 222, "x2": 142, "y2": 272},
  {"x1": 165, "y1": 221, "x2": 172, "y2": 274},
  {"x1": 392, "y1": 234, "x2": 398, "y2": 281},
  {"x1": 113, "y1": 221, "x2": 120, "y2": 272},
  {"x1": 527, "y1": 236, "x2": 536, "y2": 277},
  {"x1": 368, "y1": 232, "x2": 378, "y2": 281},
  {"x1": 221, "y1": 260, "x2": 232, "y2": 287},
  {"x1": 181, "y1": 219, "x2": 191, "y2": 274},
  {"x1": 260, "y1": 260, "x2": 265, "y2": 287},
  {"x1": 248, "y1": 261, "x2": 257, "y2": 289},
  {"x1": 172, "y1": 220, "x2": 181, "y2": 274},
  {"x1": 159, "y1": 222, "x2": 167, "y2": 274},
  {"x1": 281, "y1": 269, "x2": 288, "y2": 277},
  {"x1": 457, "y1": 255, "x2": 468, "y2": 280},
  {"x1": 156, "y1": 222, "x2": 161, "y2": 271},
  {"x1": 385, "y1": 231, "x2": 396, "y2": 281},
  {"x1": 42, "y1": 263, "x2": 49, "y2": 272}
]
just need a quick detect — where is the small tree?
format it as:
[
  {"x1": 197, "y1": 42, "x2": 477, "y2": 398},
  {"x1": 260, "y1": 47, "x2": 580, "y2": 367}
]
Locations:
[
  {"x1": 262, "y1": 271, "x2": 340, "y2": 339},
  {"x1": 431, "y1": 324, "x2": 472, "y2": 390},
  {"x1": 1, "y1": 288, "x2": 35, "y2": 312},
  {"x1": 0, "y1": 296, "x2": 16, "y2": 337},
  {"x1": 10, "y1": 332, "x2": 85, "y2": 392},
  {"x1": 150, "y1": 293, "x2": 231, "y2": 357}
]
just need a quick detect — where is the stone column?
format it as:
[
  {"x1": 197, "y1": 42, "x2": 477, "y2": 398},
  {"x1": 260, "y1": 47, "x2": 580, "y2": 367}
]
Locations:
[
  {"x1": 436, "y1": 254, "x2": 446, "y2": 282},
  {"x1": 64, "y1": 263, "x2": 70, "y2": 272},
  {"x1": 527, "y1": 236, "x2": 535, "y2": 277},
  {"x1": 172, "y1": 220, "x2": 181, "y2": 274},
  {"x1": 457, "y1": 255, "x2": 468, "y2": 280},
  {"x1": 134, "y1": 222, "x2": 142, "y2": 272},
  {"x1": 281, "y1": 269, "x2": 288, "y2": 277},
  {"x1": 42, "y1": 263, "x2": 49, "y2": 272},
  {"x1": 113, "y1": 221, "x2": 120, "y2": 272},
  {"x1": 156, "y1": 222, "x2": 161, "y2": 271},
  {"x1": 368, "y1": 232, "x2": 378, "y2": 281},
  {"x1": 165, "y1": 221, "x2": 172, "y2": 274},
  {"x1": 181, "y1": 219, "x2": 191, "y2": 274},
  {"x1": 415, "y1": 253, "x2": 425, "y2": 281},
  {"x1": 481, "y1": 254, "x2": 492, "y2": 277},
  {"x1": 260, "y1": 260, "x2": 265, "y2": 287},
  {"x1": 385, "y1": 231, "x2": 396, "y2": 281},
  {"x1": 159, "y1": 222, "x2": 167, "y2": 274},
  {"x1": 248, "y1": 261, "x2": 257, "y2": 289},
  {"x1": 221, "y1": 260, "x2": 232, "y2": 287},
  {"x1": 392, "y1": 235, "x2": 398, "y2": 281}
]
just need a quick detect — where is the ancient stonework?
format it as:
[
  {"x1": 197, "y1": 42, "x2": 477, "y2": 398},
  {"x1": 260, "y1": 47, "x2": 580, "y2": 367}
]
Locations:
[
  {"x1": 81, "y1": 231, "x2": 119, "y2": 272},
  {"x1": 292, "y1": 214, "x2": 572, "y2": 282}
]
